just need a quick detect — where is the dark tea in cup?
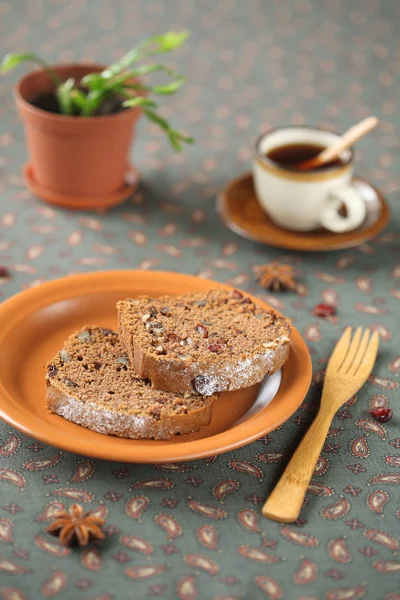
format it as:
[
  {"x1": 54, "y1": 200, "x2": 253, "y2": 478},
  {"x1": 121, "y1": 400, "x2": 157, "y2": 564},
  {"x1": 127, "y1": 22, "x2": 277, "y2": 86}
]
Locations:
[{"x1": 266, "y1": 143, "x2": 345, "y2": 171}]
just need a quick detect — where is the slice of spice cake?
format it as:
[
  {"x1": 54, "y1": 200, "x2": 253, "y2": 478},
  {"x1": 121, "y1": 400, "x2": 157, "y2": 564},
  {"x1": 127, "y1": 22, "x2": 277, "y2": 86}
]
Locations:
[
  {"x1": 117, "y1": 288, "x2": 291, "y2": 396},
  {"x1": 46, "y1": 327, "x2": 214, "y2": 440}
]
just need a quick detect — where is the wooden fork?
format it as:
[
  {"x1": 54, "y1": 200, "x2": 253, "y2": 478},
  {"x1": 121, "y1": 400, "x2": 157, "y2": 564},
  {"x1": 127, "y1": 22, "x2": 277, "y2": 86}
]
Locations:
[{"x1": 262, "y1": 327, "x2": 379, "y2": 522}]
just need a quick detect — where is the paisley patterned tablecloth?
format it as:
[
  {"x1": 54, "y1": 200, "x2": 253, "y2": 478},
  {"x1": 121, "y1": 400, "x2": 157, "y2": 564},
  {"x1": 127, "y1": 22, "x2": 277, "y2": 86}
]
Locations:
[{"x1": 1, "y1": 1, "x2": 399, "y2": 598}]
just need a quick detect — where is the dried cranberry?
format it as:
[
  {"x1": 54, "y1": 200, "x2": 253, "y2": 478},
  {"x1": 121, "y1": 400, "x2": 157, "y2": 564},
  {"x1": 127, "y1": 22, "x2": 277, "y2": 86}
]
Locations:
[
  {"x1": 0, "y1": 266, "x2": 10, "y2": 278},
  {"x1": 165, "y1": 331, "x2": 180, "y2": 342},
  {"x1": 208, "y1": 342, "x2": 224, "y2": 353},
  {"x1": 241, "y1": 297, "x2": 252, "y2": 304},
  {"x1": 233, "y1": 326, "x2": 243, "y2": 334},
  {"x1": 368, "y1": 407, "x2": 393, "y2": 422},
  {"x1": 47, "y1": 364, "x2": 58, "y2": 378},
  {"x1": 231, "y1": 289, "x2": 243, "y2": 300},
  {"x1": 194, "y1": 324, "x2": 208, "y2": 338},
  {"x1": 313, "y1": 303, "x2": 336, "y2": 318}
]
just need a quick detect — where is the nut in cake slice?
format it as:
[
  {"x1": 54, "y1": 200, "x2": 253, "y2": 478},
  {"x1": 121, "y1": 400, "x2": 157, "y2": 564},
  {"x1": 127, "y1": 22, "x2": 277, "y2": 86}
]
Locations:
[
  {"x1": 117, "y1": 288, "x2": 291, "y2": 395},
  {"x1": 46, "y1": 327, "x2": 215, "y2": 440}
]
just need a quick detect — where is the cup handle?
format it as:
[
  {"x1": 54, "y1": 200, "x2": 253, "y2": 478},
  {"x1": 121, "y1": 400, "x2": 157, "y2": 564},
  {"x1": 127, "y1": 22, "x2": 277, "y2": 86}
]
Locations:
[{"x1": 320, "y1": 185, "x2": 366, "y2": 233}]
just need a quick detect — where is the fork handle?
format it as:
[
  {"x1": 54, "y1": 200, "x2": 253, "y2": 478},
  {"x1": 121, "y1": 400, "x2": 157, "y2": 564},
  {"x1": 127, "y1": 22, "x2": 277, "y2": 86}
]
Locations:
[{"x1": 262, "y1": 406, "x2": 334, "y2": 522}]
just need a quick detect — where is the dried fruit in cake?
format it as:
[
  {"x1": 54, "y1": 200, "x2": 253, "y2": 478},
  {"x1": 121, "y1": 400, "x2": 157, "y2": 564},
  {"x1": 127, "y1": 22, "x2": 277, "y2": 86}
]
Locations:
[
  {"x1": 117, "y1": 288, "x2": 291, "y2": 395},
  {"x1": 46, "y1": 327, "x2": 214, "y2": 440}
]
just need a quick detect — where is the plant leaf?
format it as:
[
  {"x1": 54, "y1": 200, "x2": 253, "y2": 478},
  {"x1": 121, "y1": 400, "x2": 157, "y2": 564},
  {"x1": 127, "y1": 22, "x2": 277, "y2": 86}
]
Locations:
[
  {"x1": 120, "y1": 83, "x2": 150, "y2": 92},
  {"x1": 70, "y1": 89, "x2": 88, "y2": 110},
  {"x1": 101, "y1": 30, "x2": 189, "y2": 79},
  {"x1": 144, "y1": 31, "x2": 189, "y2": 53},
  {"x1": 143, "y1": 107, "x2": 194, "y2": 152},
  {"x1": 167, "y1": 129, "x2": 195, "y2": 151},
  {"x1": 128, "y1": 64, "x2": 180, "y2": 78},
  {"x1": 122, "y1": 96, "x2": 157, "y2": 107},
  {"x1": 151, "y1": 77, "x2": 186, "y2": 95},
  {"x1": 55, "y1": 78, "x2": 75, "y2": 115},
  {"x1": 1, "y1": 53, "x2": 46, "y2": 73},
  {"x1": 79, "y1": 89, "x2": 105, "y2": 116},
  {"x1": 1, "y1": 52, "x2": 61, "y2": 86},
  {"x1": 80, "y1": 73, "x2": 107, "y2": 91},
  {"x1": 143, "y1": 107, "x2": 170, "y2": 130}
]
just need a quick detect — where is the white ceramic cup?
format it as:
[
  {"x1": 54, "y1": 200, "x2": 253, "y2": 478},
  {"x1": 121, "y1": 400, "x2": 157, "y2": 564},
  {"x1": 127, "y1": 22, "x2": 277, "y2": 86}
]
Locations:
[{"x1": 253, "y1": 126, "x2": 366, "y2": 233}]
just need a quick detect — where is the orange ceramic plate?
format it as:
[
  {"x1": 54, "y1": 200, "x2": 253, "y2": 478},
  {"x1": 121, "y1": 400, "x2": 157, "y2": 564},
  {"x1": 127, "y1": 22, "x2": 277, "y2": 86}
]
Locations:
[{"x1": 0, "y1": 271, "x2": 311, "y2": 462}]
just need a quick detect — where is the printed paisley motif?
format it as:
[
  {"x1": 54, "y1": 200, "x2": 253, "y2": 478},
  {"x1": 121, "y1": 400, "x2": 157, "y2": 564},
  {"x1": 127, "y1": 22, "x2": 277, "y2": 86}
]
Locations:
[
  {"x1": 228, "y1": 459, "x2": 263, "y2": 480},
  {"x1": 363, "y1": 529, "x2": 399, "y2": 553},
  {"x1": 327, "y1": 538, "x2": 352, "y2": 563},
  {"x1": 176, "y1": 575, "x2": 197, "y2": 600},
  {"x1": 255, "y1": 576, "x2": 283, "y2": 599},
  {"x1": 183, "y1": 554, "x2": 220, "y2": 575},
  {"x1": 368, "y1": 474, "x2": 400, "y2": 486},
  {"x1": 280, "y1": 526, "x2": 319, "y2": 547},
  {"x1": 292, "y1": 558, "x2": 318, "y2": 584},
  {"x1": 41, "y1": 570, "x2": 67, "y2": 597},
  {"x1": 0, "y1": 468, "x2": 26, "y2": 489},
  {"x1": 320, "y1": 497, "x2": 350, "y2": 520},
  {"x1": 350, "y1": 435, "x2": 370, "y2": 459},
  {"x1": 119, "y1": 535, "x2": 153, "y2": 555},
  {"x1": 236, "y1": 509, "x2": 260, "y2": 533},
  {"x1": 154, "y1": 514, "x2": 183, "y2": 539},
  {"x1": 355, "y1": 419, "x2": 387, "y2": 439},
  {"x1": 237, "y1": 545, "x2": 281, "y2": 564},
  {"x1": 212, "y1": 479, "x2": 240, "y2": 502},
  {"x1": 71, "y1": 459, "x2": 96, "y2": 483},
  {"x1": 125, "y1": 496, "x2": 150, "y2": 520},
  {"x1": 325, "y1": 584, "x2": 366, "y2": 600},
  {"x1": 195, "y1": 525, "x2": 219, "y2": 550},
  {"x1": 187, "y1": 498, "x2": 227, "y2": 520},
  {"x1": 366, "y1": 490, "x2": 389, "y2": 514},
  {"x1": 0, "y1": 433, "x2": 21, "y2": 457}
]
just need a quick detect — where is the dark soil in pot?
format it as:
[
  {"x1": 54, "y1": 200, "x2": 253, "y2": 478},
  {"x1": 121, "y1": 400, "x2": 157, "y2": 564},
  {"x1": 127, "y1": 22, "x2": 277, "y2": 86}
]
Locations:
[{"x1": 30, "y1": 92, "x2": 127, "y2": 116}]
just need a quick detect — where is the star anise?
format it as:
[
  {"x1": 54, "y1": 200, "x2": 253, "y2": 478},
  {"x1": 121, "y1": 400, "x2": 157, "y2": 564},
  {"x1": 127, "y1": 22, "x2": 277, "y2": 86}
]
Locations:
[
  {"x1": 47, "y1": 503, "x2": 105, "y2": 546},
  {"x1": 254, "y1": 262, "x2": 297, "y2": 291}
]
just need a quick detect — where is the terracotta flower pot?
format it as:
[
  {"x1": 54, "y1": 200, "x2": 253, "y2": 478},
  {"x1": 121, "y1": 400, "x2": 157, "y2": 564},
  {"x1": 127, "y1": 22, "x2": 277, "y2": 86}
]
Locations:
[{"x1": 15, "y1": 64, "x2": 141, "y2": 210}]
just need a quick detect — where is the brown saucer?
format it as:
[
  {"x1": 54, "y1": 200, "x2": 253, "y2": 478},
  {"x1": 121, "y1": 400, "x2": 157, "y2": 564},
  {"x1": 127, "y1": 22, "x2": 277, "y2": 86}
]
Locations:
[
  {"x1": 24, "y1": 163, "x2": 140, "y2": 211},
  {"x1": 218, "y1": 172, "x2": 390, "y2": 252}
]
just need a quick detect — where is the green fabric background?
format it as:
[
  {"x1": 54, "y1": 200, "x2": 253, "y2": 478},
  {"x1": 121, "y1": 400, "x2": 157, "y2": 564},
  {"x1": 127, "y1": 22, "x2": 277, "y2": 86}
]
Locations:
[{"x1": 0, "y1": 1, "x2": 399, "y2": 599}]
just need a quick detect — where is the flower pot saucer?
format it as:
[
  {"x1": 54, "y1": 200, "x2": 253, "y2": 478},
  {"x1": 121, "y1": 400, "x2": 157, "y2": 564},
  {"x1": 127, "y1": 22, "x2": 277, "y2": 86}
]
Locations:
[
  {"x1": 218, "y1": 172, "x2": 390, "y2": 252},
  {"x1": 23, "y1": 163, "x2": 140, "y2": 211}
]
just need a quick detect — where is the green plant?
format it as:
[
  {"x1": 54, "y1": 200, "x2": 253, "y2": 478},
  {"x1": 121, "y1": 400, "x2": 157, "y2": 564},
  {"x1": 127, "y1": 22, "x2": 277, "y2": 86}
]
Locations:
[{"x1": 1, "y1": 32, "x2": 193, "y2": 151}]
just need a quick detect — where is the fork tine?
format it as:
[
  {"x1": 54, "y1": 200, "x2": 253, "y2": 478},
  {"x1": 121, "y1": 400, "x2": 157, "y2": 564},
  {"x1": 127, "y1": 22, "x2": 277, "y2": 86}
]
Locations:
[
  {"x1": 326, "y1": 327, "x2": 352, "y2": 374},
  {"x1": 355, "y1": 330, "x2": 380, "y2": 377},
  {"x1": 340, "y1": 327, "x2": 362, "y2": 373},
  {"x1": 350, "y1": 329, "x2": 370, "y2": 375}
]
